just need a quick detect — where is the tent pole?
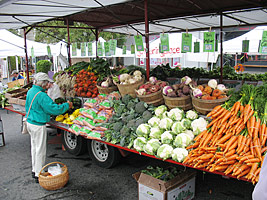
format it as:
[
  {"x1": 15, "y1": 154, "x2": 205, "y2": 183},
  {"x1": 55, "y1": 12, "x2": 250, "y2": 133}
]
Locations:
[
  {"x1": 23, "y1": 28, "x2": 30, "y2": 84},
  {"x1": 220, "y1": 12, "x2": 223, "y2": 84},
  {"x1": 144, "y1": 0, "x2": 150, "y2": 80},
  {"x1": 95, "y1": 28, "x2": 98, "y2": 58},
  {"x1": 66, "y1": 19, "x2": 72, "y2": 66}
]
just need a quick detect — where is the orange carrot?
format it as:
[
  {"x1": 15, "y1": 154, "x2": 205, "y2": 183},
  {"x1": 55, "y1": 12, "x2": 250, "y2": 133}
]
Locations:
[
  {"x1": 244, "y1": 109, "x2": 254, "y2": 125},
  {"x1": 239, "y1": 154, "x2": 254, "y2": 162},
  {"x1": 260, "y1": 123, "x2": 266, "y2": 145},
  {"x1": 243, "y1": 104, "x2": 252, "y2": 124},
  {"x1": 200, "y1": 131, "x2": 213, "y2": 147},
  {"x1": 199, "y1": 154, "x2": 214, "y2": 160},
  {"x1": 220, "y1": 110, "x2": 231, "y2": 124},
  {"x1": 240, "y1": 137, "x2": 252, "y2": 155},
  {"x1": 207, "y1": 105, "x2": 223, "y2": 117},
  {"x1": 233, "y1": 164, "x2": 250, "y2": 176},
  {"x1": 254, "y1": 138, "x2": 262, "y2": 161},
  {"x1": 261, "y1": 146, "x2": 267, "y2": 154},
  {"x1": 244, "y1": 158, "x2": 261, "y2": 164},
  {"x1": 233, "y1": 101, "x2": 241, "y2": 116},
  {"x1": 253, "y1": 119, "x2": 261, "y2": 140},
  {"x1": 236, "y1": 134, "x2": 244, "y2": 153},
  {"x1": 212, "y1": 107, "x2": 227, "y2": 119},
  {"x1": 224, "y1": 135, "x2": 238, "y2": 153},
  {"x1": 237, "y1": 168, "x2": 250, "y2": 179},
  {"x1": 218, "y1": 160, "x2": 236, "y2": 165},
  {"x1": 214, "y1": 165, "x2": 228, "y2": 172},
  {"x1": 224, "y1": 149, "x2": 236, "y2": 157},
  {"x1": 248, "y1": 115, "x2": 256, "y2": 137},
  {"x1": 229, "y1": 140, "x2": 238, "y2": 151},
  {"x1": 247, "y1": 162, "x2": 259, "y2": 180},
  {"x1": 224, "y1": 164, "x2": 237, "y2": 175},
  {"x1": 217, "y1": 121, "x2": 227, "y2": 135},
  {"x1": 216, "y1": 132, "x2": 232, "y2": 145},
  {"x1": 194, "y1": 130, "x2": 207, "y2": 142},
  {"x1": 261, "y1": 124, "x2": 267, "y2": 146},
  {"x1": 186, "y1": 142, "x2": 200, "y2": 150}
]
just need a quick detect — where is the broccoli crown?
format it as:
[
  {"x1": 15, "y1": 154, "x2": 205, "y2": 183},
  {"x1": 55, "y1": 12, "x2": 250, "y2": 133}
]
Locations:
[
  {"x1": 112, "y1": 122, "x2": 124, "y2": 132},
  {"x1": 127, "y1": 119, "x2": 136, "y2": 128},
  {"x1": 115, "y1": 104, "x2": 126, "y2": 115},
  {"x1": 142, "y1": 110, "x2": 153, "y2": 122},
  {"x1": 135, "y1": 101, "x2": 146, "y2": 114},
  {"x1": 121, "y1": 94, "x2": 133, "y2": 104},
  {"x1": 127, "y1": 101, "x2": 136, "y2": 110},
  {"x1": 135, "y1": 118, "x2": 145, "y2": 127},
  {"x1": 120, "y1": 126, "x2": 131, "y2": 136}
]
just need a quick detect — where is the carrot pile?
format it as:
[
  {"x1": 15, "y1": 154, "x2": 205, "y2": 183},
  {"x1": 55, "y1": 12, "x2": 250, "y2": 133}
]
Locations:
[
  {"x1": 74, "y1": 69, "x2": 99, "y2": 97},
  {"x1": 183, "y1": 84, "x2": 267, "y2": 184}
]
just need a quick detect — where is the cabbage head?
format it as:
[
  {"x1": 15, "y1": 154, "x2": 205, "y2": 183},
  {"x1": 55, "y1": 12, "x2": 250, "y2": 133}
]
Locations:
[
  {"x1": 172, "y1": 148, "x2": 188, "y2": 162},
  {"x1": 143, "y1": 139, "x2": 161, "y2": 155},
  {"x1": 133, "y1": 137, "x2": 147, "y2": 152},
  {"x1": 171, "y1": 121, "x2": 185, "y2": 134},
  {"x1": 167, "y1": 108, "x2": 184, "y2": 121},
  {"x1": 155, "y1": 105, "x2": 167, "y2": 117},
  {"x1": 149, "y1": 126, "x2": 163, "y2": 139},
  {"x1": 173, "y1": 133, "x2": 192, "y2": 148},
  {"x1": 136, "y1": 123, "x2": 151, "y2": 137},
  {"x1": 161, "y1": 131, "x2": 174, "y2": 144},
  {"x1": 186, "y1": 110, "x2": 198, "y2": 120},
  {"x1": 159, "y1": 118, "x2": 173, "y2": 130},
  {"x1": 148, "y1": 117, "x2": 161, "y2": 127},
  {"x1": 156, "y1": 144, "x2": 173, "y2": 160}
]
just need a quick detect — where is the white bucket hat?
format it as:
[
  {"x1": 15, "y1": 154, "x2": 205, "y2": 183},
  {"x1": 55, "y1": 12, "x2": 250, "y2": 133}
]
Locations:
[{"x1": 34, "y1": 72, "x2": 54, "y2": 83}]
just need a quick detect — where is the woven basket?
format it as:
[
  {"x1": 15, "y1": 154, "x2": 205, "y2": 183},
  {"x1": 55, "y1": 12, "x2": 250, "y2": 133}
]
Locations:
[
  {"x1": 39, "y1": 162, "x2": 69, "y2": 191},
  {"x1": 163, "y1": 95, "x2": 192, "y2": 111},
  {"x1": 116, "y1": 76, "x2": 145, "y2": 98},
  {"x1": 137, "y1": 89, "x2": 164, "y2": 106},
  {"x1": 96, "y1": 85, "x2": 118, "y2": 94},
  {"x1": 191, "y1": 94, "x2": 230, "y2": 115}
]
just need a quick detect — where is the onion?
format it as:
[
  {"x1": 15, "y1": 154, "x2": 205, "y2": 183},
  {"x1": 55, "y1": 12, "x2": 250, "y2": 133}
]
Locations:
[
  {"x1": 208, "y1": 79, "x2": 217, "y2": 89},
  {"x1": 149, "y1": 76, "x2": 157, "y2": 84},
  {"x1": 217, "y1": 84, "x2": 227, "y2": 92},
  {"x1": 162, "y1": 86, "x2": 174, "y2": 96},
  {"x1": 101, "y1": 81, "x2": 109, "y2": 88}
]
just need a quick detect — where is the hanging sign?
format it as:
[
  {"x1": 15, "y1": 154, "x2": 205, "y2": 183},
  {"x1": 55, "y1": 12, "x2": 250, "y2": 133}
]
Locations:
[
  {"x1": 160, "y1": 33, "x2": 169, "y2": 52},
  {"x1": 88, "y1": 42, "x2": 93, "y2": 56},
  {"x1": 203, "y1": 32, "x2": 215, "y2": 52},
  {"x1": 104, "y1": 42, "x2": 110, "y2": 56},
  {"x1": 97, "y1": 42, "x2": 103, "y2": 56},
  {"x1": 31, "y1": 47, "x2": 34, "y2": 58},
  {"x1": 123, "y1": 45, "x2": 126, "y2": 55},
  {"x1": 72, "y1": 43, "x2": 77, "y2": 56},
  {"x1": 194, "y1": 42, "x2": 200, "y2": 53},
  {"x1": 134, "y1": 35, "x2": 144, "y2": 51},
  {"x1": 259, "y1": 31, "x2": 267, "y2": 53},
  {"x1": 131, "y1": 44, "x2": 135, "y2": 54},
  {"x1": 47, "y1": 45, "x2": 52, "y2": 57},
  {"x1": 81, "y1": 42, "x2": 86, "y2": 56},
  {"x1": 242, "y1": 40, "x2": 250, "y2": 53},
  {"x1": 215, "y1": 40, "x2": 218, "y2": 52},
  {"x1": 109, "y1": 39, "x2": 117, "y2": 55},
  {"x1": 159, "y1": 43, "x2": 163, "y2": 53},
  {"x1": 181, "y1": 33, "x2": 192, "y2": 53}
]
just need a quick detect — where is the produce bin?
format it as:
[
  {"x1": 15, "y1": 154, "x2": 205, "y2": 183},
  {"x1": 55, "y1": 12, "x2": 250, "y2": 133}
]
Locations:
[
  {"x1": 96, "y1": 85, "x2": 118, "y2": 94},
  {"x1": 191, "y1": 94, "x2": 229, "y2": 115},
  {"x1": 133, "y1": 169, "x2": 196, "y2": 200},
  {"x1": 137, "y1": 90, "x2": 164, "y2": 106},
  {"x1": 117, "y1": 76, "x2": 145, "y2": 98},
  {"x1": 163, "y1": 95, "x2": 192, "y2": 110}
]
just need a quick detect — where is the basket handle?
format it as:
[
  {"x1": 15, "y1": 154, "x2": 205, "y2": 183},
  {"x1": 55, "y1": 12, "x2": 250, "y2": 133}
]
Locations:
[{"x1": 38, "y1": 162, "x2": 66, "y2": 177}]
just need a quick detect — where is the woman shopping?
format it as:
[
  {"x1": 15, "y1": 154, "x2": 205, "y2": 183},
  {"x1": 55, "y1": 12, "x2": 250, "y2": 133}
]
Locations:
[{"x1": 25, "y1": 72, "x2": 73, "y2": 183}]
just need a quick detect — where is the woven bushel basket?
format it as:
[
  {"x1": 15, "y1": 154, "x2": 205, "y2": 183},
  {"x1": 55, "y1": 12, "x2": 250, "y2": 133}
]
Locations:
[
  {"x1": 191, "y1": 94, "x2": 230, "y2": 115},
  {"x1": 163, "y1": 95, "x2": 192, "y2": 111},
  {"x1": 116, "y1": 76, "x2": 145, "y2": 98},
  {"x1": 137, "y1": 89, "x2": 164, "y2": 106},
  {"x1": 96, "y1": 85, "x2": 118, "y2": 94},
  {"x1": 39, "y1": 162, "x2": 69, "y2": 191}
]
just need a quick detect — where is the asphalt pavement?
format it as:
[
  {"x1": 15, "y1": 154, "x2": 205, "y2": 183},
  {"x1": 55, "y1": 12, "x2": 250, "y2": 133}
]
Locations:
[{"x1": 0, "y1": 109, "x2": 255, "y2": 200}]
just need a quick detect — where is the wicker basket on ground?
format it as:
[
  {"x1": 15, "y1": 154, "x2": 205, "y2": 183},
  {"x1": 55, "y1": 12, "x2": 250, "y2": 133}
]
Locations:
[
  {"x1": 96, "y1": 85, "x2": 118, "y2": 94},
  {"x1": 163, "y1": 95, "x2": 192, "y2": 111},
  {"x1": 116, "y1": 76, "x2": 145, "y2": 98},
  {"x1": 137, "y1": 89, "x2": 164, "y2": 106},
  {"x1": 191, "y1": 94, "x2": 230, "y2": 115},
  {"x1": 39, "y1": 162, "x2": 69, "y2": 191}
]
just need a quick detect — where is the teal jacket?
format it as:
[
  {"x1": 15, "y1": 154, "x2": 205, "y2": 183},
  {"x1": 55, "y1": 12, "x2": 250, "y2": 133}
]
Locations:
[{"x1": 25, "y1": 85, "x2": 69, "y2": 126}]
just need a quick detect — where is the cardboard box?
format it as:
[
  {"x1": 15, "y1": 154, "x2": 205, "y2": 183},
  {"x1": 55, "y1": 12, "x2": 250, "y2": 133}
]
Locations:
[
  {"x1": 7, "y1": 79, "x2": 24, "y2": 88},
  {"x1": 5, "y1": 88, "x2": 28, "y2": 99},
  {"x1": 133, "y1": 169, "x2": 196, "y2": 200}
]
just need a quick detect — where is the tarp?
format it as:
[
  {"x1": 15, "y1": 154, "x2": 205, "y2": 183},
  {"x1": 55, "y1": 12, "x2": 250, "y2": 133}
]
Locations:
[{"x1": 0, "y1": 29, "x2": 58, "y2": 58}]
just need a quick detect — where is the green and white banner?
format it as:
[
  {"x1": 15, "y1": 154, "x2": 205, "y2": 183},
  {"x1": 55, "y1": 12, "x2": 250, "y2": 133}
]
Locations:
[
  {"x1": 31, "y1": 47, "x2": 34, "y2": 58},
  {"x1": 47, "y1": 45, "x2": 52, "y2": 57},
  {"x1": 104, "y1": 42, "x2": 110, "y2": 56},
  {"x1": 181, "y1": 33, "x2": 192, "y2": 53},
  {"x1": 194, "y1": 42, "x2": 200, "y2": 53},
  {"x1": 259, "y1": 31, "x2": 267, "y2": 53},
  {"x1": 203, "y1": 32, "x2": 215, "y2": 52},
  {"x1": 134, "y1": 35, "x2": 144, "y2": 51},
  {"x1": 88, "y1": 42, "x2": 93, "y2": 56},
  {"x1": 109, "y1": 39, "x2": 117, "y2": 55},
  {"x1": 123, "y1": 45, "x2": 126, "y2": 55},
  {"x1": 72, "y1": 43, "x2": 77, "y2": 56},
  {"x1": 242, "y1": 40, "x2": 249, "y2": 52},
  {"x1": 97, "y1": 42, "x2": 103, "y2": 56},
  {"x1": 81, "y1": 42, "x2": 86, "y2": 56},
  {"x1": 160, "y1": 33, "x2": 169, "y2": 52},
  {"x1": 131, "y1": 44, "x2": 135, "y2": 54}
]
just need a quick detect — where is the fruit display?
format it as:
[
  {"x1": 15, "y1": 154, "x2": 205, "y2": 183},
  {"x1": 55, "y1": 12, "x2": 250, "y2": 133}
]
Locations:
[
  {"x1": 136, "y1": 77, "x2": 168, "y2": 96},
  {"x1": 74, "y1": 69, "x2": 98, "y2": 97},
  {"x1": 55, "y1": 109, "x2": 80, "y2": 125},
  {"x1": 193, "y1": 79, "x2": 228, "y2": 100}
]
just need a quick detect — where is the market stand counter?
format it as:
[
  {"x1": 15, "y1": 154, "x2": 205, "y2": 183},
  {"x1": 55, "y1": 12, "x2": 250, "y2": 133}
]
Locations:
[{"x1": 4, "y1": 106, "x2": 250, "y2": 184}]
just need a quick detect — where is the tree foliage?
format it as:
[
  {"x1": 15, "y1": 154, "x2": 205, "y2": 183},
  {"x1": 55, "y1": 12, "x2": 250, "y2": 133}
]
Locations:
[{"x1": 34, "y1": 21, "x2": 126, "y2": 47}]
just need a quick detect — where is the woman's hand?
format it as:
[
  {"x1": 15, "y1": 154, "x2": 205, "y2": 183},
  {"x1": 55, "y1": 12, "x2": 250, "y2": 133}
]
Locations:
[{"x1": 67, "y1": 101, "x2": 73, "y2": 109}]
